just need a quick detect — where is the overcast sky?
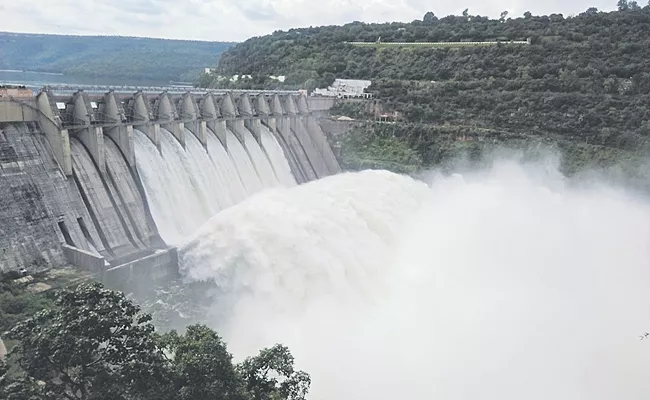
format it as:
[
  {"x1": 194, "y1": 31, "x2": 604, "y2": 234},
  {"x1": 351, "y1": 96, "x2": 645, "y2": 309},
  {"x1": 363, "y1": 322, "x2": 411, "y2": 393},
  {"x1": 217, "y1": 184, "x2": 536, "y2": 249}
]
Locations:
[{"x1": 2, "y1": 0, "x2": 618, "y2": 42}]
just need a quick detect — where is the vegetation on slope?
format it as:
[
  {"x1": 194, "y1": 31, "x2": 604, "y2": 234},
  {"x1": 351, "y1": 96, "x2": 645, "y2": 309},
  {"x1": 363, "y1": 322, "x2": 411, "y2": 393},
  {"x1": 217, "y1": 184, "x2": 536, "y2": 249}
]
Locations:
[
  {"x1": 0, "y1": 283, "x2": 309, "y2": 400},
  {"x1": 214, "y1": 3, "x2": 650, "y2": 86},
  {"x1": 205, "y1": 4, "x2": 650, "y2": 184},
  {"x1": 0, "y1": 32, "x2": 235, "y2": 81},
  {"x1": 0, "y1": 278, "x2": 51, "y2": 335}
]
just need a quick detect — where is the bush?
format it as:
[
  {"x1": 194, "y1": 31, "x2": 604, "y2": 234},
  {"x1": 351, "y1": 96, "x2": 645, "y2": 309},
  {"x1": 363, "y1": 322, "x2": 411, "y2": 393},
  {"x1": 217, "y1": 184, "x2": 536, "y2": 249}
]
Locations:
[{"x1": 0, "y1": 279, "x2": 53, "y2": 334}]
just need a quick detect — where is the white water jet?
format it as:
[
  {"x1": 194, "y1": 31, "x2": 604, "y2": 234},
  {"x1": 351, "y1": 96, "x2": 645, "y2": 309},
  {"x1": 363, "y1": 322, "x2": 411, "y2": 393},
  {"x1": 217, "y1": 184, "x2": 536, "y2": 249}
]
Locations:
[
  {"x1": 260, "y1": 125, "x2": 296, "y2": 187},
  {"x1": 206, "y1": 131, "x2": 248, "y2": 203},
  {"x1": 183, "y1": 128, "x2": 230, "y2": 212},
  {"x1": 226, "y1": 129, "x2": 264, "y2": 195},
  {"x1": 158, "y1": 128, "x2": 217, "y2": 218},
  {"x1": 181, "y1": 161, "x2": 650, "y2": 400},
  {"x1": 135, "y1": 126, "x2": 298, "y2": 244},
  {"x1": 241, "y1": 127, "x2": 281, "y2": 188},
  {"x1": 134, "y1": 129, "x2": 211, "y2": 244}
]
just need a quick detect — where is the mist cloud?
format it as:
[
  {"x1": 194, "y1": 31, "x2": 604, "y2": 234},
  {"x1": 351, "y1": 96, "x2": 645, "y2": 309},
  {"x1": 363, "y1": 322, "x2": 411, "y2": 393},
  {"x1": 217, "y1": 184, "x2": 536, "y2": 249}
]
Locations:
[{"x1": 180, "y1": 158, "x2": 650, "y2": 400}]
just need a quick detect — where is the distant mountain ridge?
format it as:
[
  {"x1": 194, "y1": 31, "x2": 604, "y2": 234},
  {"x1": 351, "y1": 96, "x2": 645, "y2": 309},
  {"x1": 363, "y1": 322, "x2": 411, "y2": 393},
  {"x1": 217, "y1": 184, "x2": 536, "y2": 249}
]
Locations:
[{"x1": 0, "y1": 32, "x2": 236, "y2": 82}]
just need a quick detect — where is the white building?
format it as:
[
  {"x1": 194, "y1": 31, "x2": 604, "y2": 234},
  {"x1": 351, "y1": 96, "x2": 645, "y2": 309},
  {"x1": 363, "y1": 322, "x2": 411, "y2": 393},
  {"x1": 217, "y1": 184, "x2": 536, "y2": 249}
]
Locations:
[
  {"x1": 203, "y1": 69, "x2": 287, "y2": 84},
  {"x1": 313, "y1": 79, "x2": 373, "y2": 99},
  {"x1": 0, "y1": 337, "x2": 6, "y2": 362},
  {"x1": 229, "y1": 74, "x2": 252, "y2": 82}
]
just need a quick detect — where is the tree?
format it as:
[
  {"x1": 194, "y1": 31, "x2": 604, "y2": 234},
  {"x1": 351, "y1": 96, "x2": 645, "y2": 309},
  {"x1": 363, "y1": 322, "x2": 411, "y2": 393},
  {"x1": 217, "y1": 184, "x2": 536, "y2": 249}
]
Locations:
[
  {"x1": 238, "y1": 345, "x2": 310, "y2": 400},
  {"x1": 4, "y1": 283, "x2": 312, "y2": 400},
  {"x1": 500, "y1": 10, "x2": 509, "y2": 22},
  {"x1": 423, "y1": 11, "x2": 437, "y2": 23},
  {"x1": 462, "y1": 8, "x2": 469, "y2": 18},
  {"x1": 618, "y1": 0, "x2": 629, "y2": 10},
  {"x1": 159, "y1": 325, "x2": 245, "y2": 400},
  {"x1": 584, "y1": 7, "x2": 599, "y2": 15},
  {"x1": 0, "y1": 361, "x2": 45, "y2": 400},
  {"x1": 524, "y1": 11, "x2": 532, "y2": 19},
  {"x1": 629, "y1": 0, "x2": 641, "y2": 9},
  {"x1": 6, "y1": 283, "x2": 173, "y2": 400}
]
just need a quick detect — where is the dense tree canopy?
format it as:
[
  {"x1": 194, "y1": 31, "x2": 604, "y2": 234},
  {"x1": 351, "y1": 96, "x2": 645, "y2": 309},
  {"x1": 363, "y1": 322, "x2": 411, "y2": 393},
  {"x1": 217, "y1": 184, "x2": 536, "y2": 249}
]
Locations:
[
  {"x1": 212, "y1": 6, "x2": 650, "y2": 86},
  {"x1": 0, "y1": 276, "x2": 52, "y2": 334},
  {"x1": 6, "y1": 283, "x2": 172, "y2": 400},
  {"x1": 159, "y1": 325, "x2": 244, "y2": 400},
  {"x1": 238, "y1": 345, "x2": 310, "y2": 400},
  {"x1": 1, "y1": 283, "x2": 309, "y2": 400}
]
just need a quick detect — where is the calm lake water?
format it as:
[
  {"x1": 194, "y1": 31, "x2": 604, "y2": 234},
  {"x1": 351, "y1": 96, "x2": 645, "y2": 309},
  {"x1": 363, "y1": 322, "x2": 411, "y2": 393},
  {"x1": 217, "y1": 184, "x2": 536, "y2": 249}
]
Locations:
[{"x1": 0, "y1": 70, "x2": 184, "y2": 90}]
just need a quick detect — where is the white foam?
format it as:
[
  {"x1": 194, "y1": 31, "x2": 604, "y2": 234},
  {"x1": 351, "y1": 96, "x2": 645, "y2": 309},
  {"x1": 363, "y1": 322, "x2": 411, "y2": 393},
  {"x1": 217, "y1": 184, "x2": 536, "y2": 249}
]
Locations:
[
  {"x1": 260, "y1": 125, "x2": 297, "y2": 187},
  {"x1": 181, "y1": 161, "x2": 650, "y2": 400},
  {"x1": 134, "y1": 129, "x2": 213, "y2": 244},
  {"x1": 133, "y1": 125, "x2": 297, "y2": 245},
  {"x1": 240, "y1": 127, "x2": 281, "y2": 188},
  {"x1": 225, "y1": 129, "x2": 265, "y2": 195}
]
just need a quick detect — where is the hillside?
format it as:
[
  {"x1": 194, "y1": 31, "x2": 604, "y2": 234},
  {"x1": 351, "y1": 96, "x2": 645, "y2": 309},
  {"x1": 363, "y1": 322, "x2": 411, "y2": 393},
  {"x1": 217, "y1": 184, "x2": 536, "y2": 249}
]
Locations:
[
  {"x1": 0, "y1": 32, "x2": 235, "y2": 81},
  {"x1": 206, "y1": 4, "x2": 650, "y2": 186}
]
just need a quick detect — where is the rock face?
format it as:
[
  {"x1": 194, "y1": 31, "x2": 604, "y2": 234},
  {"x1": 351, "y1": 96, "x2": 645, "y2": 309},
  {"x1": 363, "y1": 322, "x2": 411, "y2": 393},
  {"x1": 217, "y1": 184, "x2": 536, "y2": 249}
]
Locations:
[{"x1": 0, "y1": 337, "x2": 7, "y2": 362}]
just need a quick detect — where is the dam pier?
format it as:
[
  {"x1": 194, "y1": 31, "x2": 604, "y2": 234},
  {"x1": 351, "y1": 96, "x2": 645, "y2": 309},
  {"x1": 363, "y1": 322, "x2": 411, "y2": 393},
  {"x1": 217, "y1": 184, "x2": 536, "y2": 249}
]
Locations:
[{"x1": 0, "y1": 86, "x2": 340, "y2": 288}]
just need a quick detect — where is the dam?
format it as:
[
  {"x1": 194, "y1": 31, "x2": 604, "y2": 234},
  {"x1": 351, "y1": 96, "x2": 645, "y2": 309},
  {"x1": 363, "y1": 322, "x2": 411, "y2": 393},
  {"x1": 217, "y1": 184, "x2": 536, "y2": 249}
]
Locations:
[{"x1": 0, "y1": 86, "x2": 340, "y2": 285}]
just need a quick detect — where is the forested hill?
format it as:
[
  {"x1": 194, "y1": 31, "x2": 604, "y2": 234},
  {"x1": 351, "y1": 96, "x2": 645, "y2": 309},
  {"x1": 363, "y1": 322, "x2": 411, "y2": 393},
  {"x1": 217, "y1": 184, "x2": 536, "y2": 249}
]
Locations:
[
  {"x1": 209, "y1": 5, "x2": 650, "y2": 186},
  {"x1": 0, "y1": 32, "x2": 235, "y2": 81},
  {"x1": 215, "y1": 5, "x2": 650, "y2": 87}
]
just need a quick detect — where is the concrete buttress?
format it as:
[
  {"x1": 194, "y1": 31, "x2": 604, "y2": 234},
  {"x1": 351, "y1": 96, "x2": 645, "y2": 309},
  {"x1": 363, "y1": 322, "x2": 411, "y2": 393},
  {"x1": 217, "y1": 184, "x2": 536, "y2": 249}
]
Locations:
[
  {"x1": 155, "y1": 93, "x2": 184, "y2": 147},
  {"x1": 103, "y1": 92, "x2": 135, "y2": 167},
  {"x1": 181, "y1": 93, "x2": 207, "y2": 147},
  {"x1": 36, "y1": 91, "x2": 72, "y2": 175}
]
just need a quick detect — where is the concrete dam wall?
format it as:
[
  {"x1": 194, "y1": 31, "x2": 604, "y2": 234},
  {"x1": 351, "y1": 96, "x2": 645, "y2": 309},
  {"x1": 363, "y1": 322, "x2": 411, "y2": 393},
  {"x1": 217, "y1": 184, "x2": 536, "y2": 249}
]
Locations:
[{"x1": 0, "y1": 88, "x2": 340, "y2": 283}]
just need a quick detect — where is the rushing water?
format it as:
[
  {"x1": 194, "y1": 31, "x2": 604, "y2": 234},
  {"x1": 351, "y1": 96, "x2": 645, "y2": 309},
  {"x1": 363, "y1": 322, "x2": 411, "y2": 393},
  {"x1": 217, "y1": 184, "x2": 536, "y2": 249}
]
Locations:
[
  {"x1": 241, "y1": 127, "x2": 281, "y2": 188},
  {"x1": 183, "y1": 129, "x2": 231, "y2": 212},
  {"x1": 261, "y1": 125, "x2": 297, "y2": 187},
  {"x1": 134, "y1": 125, "x2": 294, "y2": 245},
  {"x1": 134, "y1": 129, "x2": 211, "y2": 244},
  {"x1": 225, "y1": 129, "x2": 265, "y2": 195},
  {"x1": 206, "y1": 130, "x2": 248, "y2": 205},
  {"x1": 180, "y1": 160, "x2": 650, "y2": 400}
]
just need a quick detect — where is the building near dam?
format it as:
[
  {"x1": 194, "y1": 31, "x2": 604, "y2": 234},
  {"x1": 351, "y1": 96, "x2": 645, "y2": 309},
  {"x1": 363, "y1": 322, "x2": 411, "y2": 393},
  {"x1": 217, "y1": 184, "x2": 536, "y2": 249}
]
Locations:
[
  {"x1": 0, "y1": 337, "x2": 6, "y2": 362},
  {"x1": 313, "y1": 79, "x2": 373, "y2": 99},
  {"x1": 0, "y1": 86, "x2": 340, "y2": 286}
]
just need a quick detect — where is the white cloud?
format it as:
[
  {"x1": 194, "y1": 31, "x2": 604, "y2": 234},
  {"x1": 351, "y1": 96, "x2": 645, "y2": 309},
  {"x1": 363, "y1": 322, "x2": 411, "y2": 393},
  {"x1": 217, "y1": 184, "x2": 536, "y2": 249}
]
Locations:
[{"x1": 1, "y1": 0, "x2": 619, "y2": 42}]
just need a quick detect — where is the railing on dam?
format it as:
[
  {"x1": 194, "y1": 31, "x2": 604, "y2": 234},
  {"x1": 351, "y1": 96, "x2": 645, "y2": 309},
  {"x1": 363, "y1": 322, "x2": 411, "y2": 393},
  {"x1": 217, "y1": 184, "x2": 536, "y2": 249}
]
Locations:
[{"x1": 44, "y1": 84, "x2": 302, "y2": 96}]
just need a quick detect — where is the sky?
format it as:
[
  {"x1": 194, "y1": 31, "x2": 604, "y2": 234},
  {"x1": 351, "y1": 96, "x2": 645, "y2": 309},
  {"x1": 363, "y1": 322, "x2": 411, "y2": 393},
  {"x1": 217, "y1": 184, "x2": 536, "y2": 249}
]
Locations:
[{"x1": 1, "y1": 0, "x2": 618, "y2": 42}]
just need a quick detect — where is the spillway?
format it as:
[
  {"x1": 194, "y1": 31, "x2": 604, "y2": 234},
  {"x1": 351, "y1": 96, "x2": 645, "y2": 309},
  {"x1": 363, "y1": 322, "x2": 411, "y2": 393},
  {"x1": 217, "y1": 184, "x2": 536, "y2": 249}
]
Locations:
[
  {"x1": 225, "y1": 129, "x2": 265, "y2": 195},
  {"x1": 133, "y1": 125, "x2": 300, "y2": 245},
  {"x1": 70, "y1": 138, "x2": 139, "y2": 258},
  {"x1": 240, "y1": 127, "x2": 280, "y2": 188},
  {"x1": 183, "y1": 128, "x2": 230, "y2": 212},
  {"x1": 261, "y1": 125, "x2": 297, "y2": 187},
  {"x1": 103, "y1": 137, "x2": 156, "y2": 248},
  {"x1": 206, "y1": 131, "x2": 248, "y2": 204},
  {"x1": 0, "y1": 88, "x2": 344, "y2": 277},
  {"x1": 134, "y1": 129, "x2": 212, "y2": 244}
]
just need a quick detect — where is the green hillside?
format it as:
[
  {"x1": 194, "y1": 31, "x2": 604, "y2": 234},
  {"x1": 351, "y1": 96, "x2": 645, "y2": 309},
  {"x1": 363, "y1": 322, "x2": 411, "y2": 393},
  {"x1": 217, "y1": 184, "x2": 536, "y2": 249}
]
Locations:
[
  {"x1": 0, "y1": 32, "x2": 235, "y2": 81},
  {"x1": 204, "y1": 4, "x2": 650, "y2": 186}
]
